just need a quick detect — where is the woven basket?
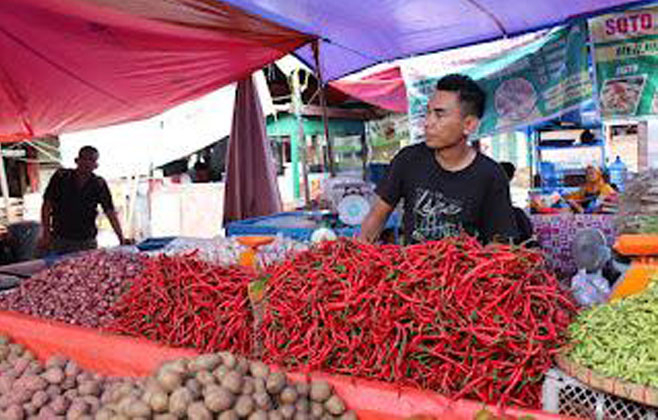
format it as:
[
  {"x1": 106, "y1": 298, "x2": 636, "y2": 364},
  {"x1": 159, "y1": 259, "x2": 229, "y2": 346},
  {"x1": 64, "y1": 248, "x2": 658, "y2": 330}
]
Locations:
[{"x1": 556, "y1": 353, "x2": 658, "y2": 407}]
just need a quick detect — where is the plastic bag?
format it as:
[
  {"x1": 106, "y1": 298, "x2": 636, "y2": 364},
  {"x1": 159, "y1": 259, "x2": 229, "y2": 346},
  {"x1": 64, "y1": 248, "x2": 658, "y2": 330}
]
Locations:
[{"x1": 571, "y1": 269, "x2": 611, "y2": 307}]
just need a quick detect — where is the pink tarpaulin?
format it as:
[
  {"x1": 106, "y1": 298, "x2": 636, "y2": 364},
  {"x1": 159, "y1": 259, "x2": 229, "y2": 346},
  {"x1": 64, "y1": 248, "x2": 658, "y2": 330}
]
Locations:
[
  {"x1": 223, "y1": 76, "x2": 282, "y2": 223},
  {"x1": 0, "y1": 0, "x2": 312, "y2": 141},
  {"x1": 330, "y1": 67, "x2": 408, "y2": 113}
]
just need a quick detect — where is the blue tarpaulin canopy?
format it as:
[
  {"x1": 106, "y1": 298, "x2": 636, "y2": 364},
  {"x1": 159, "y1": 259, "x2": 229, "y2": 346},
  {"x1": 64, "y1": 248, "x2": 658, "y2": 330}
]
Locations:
[{"x1": 222, "y1": 0, "x2": 652, "y2": 81}]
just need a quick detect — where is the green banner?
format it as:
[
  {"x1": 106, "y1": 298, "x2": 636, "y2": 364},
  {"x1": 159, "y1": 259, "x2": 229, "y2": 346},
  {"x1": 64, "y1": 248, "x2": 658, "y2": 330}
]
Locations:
[
  {"x1": 404, "y1": 22, "x2": 592, "y2": 142},
  {"x1": 589, "y1": 7, "x2": 658, "y2": 118}
]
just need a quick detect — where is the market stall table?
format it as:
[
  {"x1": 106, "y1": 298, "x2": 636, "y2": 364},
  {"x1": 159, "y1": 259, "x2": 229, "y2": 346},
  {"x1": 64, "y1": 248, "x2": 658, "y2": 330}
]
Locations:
[{"x1": 530, "y1": 213, "x2": 617, "y2": 281}]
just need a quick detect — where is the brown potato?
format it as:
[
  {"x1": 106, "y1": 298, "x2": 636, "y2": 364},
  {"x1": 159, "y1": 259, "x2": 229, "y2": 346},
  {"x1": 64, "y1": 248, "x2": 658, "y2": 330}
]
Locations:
[
  {"x1": 95, "y1": 409, "x2": 115, "y2": 420},
  {"x1": 124, "y1": 400, "x2": 151, "y2": 418},
  {"x1": 4, "y1": 404, "x2": 25, "y2": 420},
  {"x1": 157, "y1": 370, "x2": 182, "y2": 393},
  {"x1": 169, "y1": 387, "x2": 193, "y2": 417},
  {"x1": 203, "y1": 387, "x2": 234, "y2": 412},
  {"x1": 293, "y1": 413, "x2": 310, "y2": 420},
  {"x1": 61, "y1": 376, "x2": 77, "y2": 390},
  {"x1": 26, "y1": 361, "x2": 43, "y2": 375},
  {"x1": 217, "y1": 410, "x2": 239, "y2": 420},
  {"x1": 221, "y1": 371, "x2": 244, "y2": 394},
  {"x1": 253, "y1": 392, "x2": 272, "y2": 411},
  {"x1": 279, "y1": 404, "x2": 295, "y2": 420},
  {"x1": 279, "y1": 387, "x2": 298, "y2": 405},
  {"x1": 339, "y1": 410, "x2": 357, "y2": 420},
  {"x1": 81, "y1": 396, "x2": 100, "y2": 413},
  {"x1": 310, "y1": 402, "x2": 324, "y2": 419},
  {"x1": 147, "y1": 391, "x2": 169, "y2": 413},
  {"x1": 31, "y1": 390, "x2": 49, "y2": 408},
  {"x1": 295, "y1": 383, "x2": 310, "y2": 398},
  {"x1": 45, "y1": 355, "x2": 68, "y2": 369},
  {"x1": 64, "y1": 360, "x2": 81, "y2": 378},
  {"x1": 268, "y1": 411, "x2": 284, "y2": 420},
  {"x1": 153, "y1": 415, "x2": 177, "y2": 420},
  {"x1": 77, "y1": 372, "x2": 94, "y2": 384},
  {"x1": 323, "y1": 395, "x2": 345, "y2": 416},
  {"x1": 242, "y1": 377, "x2": 255, "y2": 395},
  {"x1": 295, "y1": 399, "x2": 309, "y2": 414},
  {"x1": 66, "y1": 400, "x2": 90, "y2": 420},
  {"x1": 23, "y1": 402, "x2": 37, "y2": 417},
  {"x1": 266, "y1": 372, "x2": 287, "y2": 395},
  {"x1": 309, "y1": 382, "x2": 332, "y2": 403},
  {"x1": 234, "y1": 395, "x2": 255, "y2": 418},
  {"x1": 213, "y1": 365, "x2": 229, "y2": 383},
  {"x1": 195, "y1": 370, "x2": 216, "y2": 386},
  {"x1": 189, "y1": 354, "x2": 221, "y2": 372},
  {"x1": 235, "y1": 358, "x2": 250, "y2": 375},
  {"x1": 217, "y1": 352, "x2": 237, "y2": 369},
  {"x1": 253, "y1": 377, "x2": 267, "y2": 394},
  {"x1": 187, "y1": 401, "x2": 212, "y2": 420},
  {"x1": 42, "y1": 367, "x2": 65, "y2": 384},
  {"x1": 249, "y1": 410, "x2": 269, "y2": 420},
  {"x1": 249, "y1": 361, "x2": 270, "y2": 379},
  {"x1": 185, "y1": 378, "x2": 203, "y2": 400},
  {"x1": 50, "y1": 395, "x2": 70, "y2": 415},
  {"x1": 8, "y1": 343, "x2": 24, "y2": 356},
  {"x1": 79, "y1": 381, "x2": 101, "y2": 396}
]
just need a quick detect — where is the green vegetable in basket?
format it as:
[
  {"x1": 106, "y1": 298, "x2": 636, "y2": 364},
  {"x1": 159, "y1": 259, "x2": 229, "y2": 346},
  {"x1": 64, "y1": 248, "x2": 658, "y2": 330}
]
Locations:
[{"x1": 567, "y1": 277, "x2": 658, "y2": 387}]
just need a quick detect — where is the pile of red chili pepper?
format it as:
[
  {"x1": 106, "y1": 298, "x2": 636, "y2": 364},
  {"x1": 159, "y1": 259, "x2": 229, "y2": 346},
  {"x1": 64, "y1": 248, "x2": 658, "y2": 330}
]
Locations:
[
  {"x1": 105, "y1": 253, "x2": 255, "y2": 356},
  {"x1": 258, "y1": 236, "x2": 577, "y2": 408}
]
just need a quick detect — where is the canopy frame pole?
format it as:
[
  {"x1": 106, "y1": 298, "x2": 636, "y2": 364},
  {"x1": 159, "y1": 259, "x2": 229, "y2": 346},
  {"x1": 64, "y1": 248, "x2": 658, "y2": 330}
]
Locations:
[
  {"x1": 0, "y1": 148, "x2": 12, "y2": 224},
  {"x1": 312, "y1": 40, "x2": 336, "y2": 177}
]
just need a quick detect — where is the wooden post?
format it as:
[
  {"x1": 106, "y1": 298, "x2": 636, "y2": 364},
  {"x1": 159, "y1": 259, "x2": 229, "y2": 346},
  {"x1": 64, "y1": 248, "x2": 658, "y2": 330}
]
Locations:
[
  {"x1": 312, "y1": 40, "x2": 336, "y2": 177},
  {"x1": 0, "y1": 148, "x2": 12, "y2": 224}
]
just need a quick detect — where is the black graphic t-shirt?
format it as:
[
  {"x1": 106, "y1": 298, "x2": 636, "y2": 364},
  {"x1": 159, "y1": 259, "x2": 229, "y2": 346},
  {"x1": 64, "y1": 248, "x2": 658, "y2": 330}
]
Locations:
[
  {"x1": 376, "y1": 143, "x2": 518, "y2": 244},
  {"x1": 44, "y1": 169, "x2": 115, "y2": 241}
]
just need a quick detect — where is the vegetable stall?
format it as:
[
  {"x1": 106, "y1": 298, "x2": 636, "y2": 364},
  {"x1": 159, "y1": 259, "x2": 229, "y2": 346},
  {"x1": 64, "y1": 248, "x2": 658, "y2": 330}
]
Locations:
[{"x1": 0, "y1": 0, "x2": 657, "y2": 419}]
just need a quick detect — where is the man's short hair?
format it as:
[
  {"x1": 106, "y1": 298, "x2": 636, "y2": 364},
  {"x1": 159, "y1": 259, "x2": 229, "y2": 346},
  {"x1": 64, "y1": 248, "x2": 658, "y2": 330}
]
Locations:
[
  {"x1": 435, "y1": 74, "x2": 486, "y2": 119},
  {"x1": 78, "y1": 145, "x2": 99, "y2": 158},
  {"x1": 500, "y1": 161, "x2": 516, "y2": 181}
]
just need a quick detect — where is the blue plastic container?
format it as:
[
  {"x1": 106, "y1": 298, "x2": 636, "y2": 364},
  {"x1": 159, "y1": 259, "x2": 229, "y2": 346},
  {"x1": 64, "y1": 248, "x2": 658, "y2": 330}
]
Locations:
[
  {"x1": 608, "y1": 156, "x2": 627, "y2": 192},
  {"x1": 226, "y1": 211, "x2": 400, "y2": 243}
]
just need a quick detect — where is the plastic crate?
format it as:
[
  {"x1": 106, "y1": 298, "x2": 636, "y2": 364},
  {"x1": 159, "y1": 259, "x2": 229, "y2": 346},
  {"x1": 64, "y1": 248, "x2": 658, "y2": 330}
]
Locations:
[
  {"x1": 543, "y1": 368, "x2": 658, "y2": 420},
  {"x1": 226, "y1": 211, "x2": 400, "y2": 242}
]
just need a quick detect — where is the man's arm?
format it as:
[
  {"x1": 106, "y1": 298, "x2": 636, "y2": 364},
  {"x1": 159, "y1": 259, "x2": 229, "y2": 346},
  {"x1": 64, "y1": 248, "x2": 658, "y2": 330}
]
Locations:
[
  {"x1": 104, "y1": 209, "x2": 128, "y2": 245},
  {"x1": 38, "y1": 199, "x2": 53, "y2": 249},
  {"x1": 483, "y1": 175, "x2": 519, "y2": 244},
  {"x1": 359, "y1": 197, "x2": 394, "y2": 243}
]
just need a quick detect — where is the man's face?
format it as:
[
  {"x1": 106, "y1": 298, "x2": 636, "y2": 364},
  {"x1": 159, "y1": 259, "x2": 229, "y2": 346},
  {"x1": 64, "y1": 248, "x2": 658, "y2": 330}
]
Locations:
[
  {"x1": 424, "y1": 90, "x2": 477, "y2": 150},
  {"x1": 75, "y1": 151, "x2": 98, "y2": 174}
]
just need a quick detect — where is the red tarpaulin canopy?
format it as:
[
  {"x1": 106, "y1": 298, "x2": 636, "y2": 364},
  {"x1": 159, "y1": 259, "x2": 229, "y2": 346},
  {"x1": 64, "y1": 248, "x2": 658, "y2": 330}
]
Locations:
[
  {"x1": 0, "y1": 0, "x2": 313, "y2": 142},
  {"x1": 329, "y1": 67, "x2": 408, "y2": 113}
]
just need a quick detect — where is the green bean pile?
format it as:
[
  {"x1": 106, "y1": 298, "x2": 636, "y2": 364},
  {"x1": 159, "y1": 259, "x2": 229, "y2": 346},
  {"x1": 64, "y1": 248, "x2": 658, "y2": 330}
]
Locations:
[{"x1": 568, "y1": 276, "x2": 658, "y2": 387}]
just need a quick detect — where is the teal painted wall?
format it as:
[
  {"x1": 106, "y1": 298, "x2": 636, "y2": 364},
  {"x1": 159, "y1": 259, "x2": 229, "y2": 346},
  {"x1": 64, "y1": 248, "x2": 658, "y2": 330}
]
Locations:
[{"x1": 266, "y1": 114, "x2": 365, "y2": 138}]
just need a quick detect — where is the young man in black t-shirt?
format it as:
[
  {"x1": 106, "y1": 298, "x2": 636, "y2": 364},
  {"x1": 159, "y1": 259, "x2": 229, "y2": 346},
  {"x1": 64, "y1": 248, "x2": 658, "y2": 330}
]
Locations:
[{"x1": 360, "y1": 74, "x2": 519, "y2": 244}]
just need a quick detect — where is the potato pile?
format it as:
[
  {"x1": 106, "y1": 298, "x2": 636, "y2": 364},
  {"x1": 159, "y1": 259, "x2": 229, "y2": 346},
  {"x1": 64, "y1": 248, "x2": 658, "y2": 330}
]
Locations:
[
  {"x1": 97, "y1": 352, "x2": 356, "y2": 420},
  {"x1": 0, "y1": 335, "x2": 117, "y2": 420}
]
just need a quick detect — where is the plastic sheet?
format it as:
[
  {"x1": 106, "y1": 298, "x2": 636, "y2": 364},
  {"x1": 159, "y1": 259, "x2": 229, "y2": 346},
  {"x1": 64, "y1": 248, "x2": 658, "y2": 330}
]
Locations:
[{"x1": 0, "y1": 310, "x2": 577, "y2": 420}]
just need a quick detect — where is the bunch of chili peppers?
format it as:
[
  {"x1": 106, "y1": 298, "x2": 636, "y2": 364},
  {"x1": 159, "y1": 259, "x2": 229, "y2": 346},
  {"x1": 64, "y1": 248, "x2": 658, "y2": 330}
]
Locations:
[
  {"x1": 105, "y1": 253, "x2": 255, "y2": 356},
  {"x1": 258, "y1": 237, "x2": 577, "y2": 408}
]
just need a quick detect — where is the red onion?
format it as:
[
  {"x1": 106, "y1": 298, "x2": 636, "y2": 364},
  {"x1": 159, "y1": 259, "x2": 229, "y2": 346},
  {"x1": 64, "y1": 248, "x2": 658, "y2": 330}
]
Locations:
[{"x1": 0, "y1": 251, "x2": 145, "y2": 328}]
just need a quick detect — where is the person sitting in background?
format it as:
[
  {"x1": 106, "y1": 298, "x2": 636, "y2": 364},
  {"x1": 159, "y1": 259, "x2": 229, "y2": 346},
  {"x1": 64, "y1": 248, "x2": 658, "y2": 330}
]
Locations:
[
  {"x1": 499, "y1": 162, "x2": 534, "y2": 245},
  {"x1": 565, "y1": 165, "x2": 618, "y2": 214},
  {"x1": 193, "y1": 161, "x2": 211, "y2": 183}
]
